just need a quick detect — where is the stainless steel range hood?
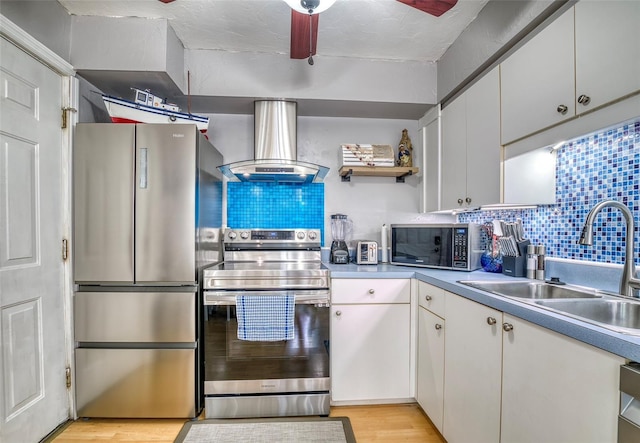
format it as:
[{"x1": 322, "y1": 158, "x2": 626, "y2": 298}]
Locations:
[{"x1": 218, "y1": 100, "x2": 329, "y2": 184}]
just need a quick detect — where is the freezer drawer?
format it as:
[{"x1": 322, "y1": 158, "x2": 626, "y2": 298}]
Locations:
[
  {"x1": 75, "y1": 348, "x2": 196, "y2": 418},
  {"x1": 74, "y1": 291, "x2": 195, "y2": 343}
]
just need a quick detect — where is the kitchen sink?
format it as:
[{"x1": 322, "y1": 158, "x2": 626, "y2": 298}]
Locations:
[
  {"x1": 534, "y1": 298, "x2": 640, "y2": 335},
  {"x1": 459, "y1": 280, "x2": 601, "y2": 300}
]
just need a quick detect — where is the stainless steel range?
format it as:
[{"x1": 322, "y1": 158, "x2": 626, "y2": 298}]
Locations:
[{"x1": 202, "y1": 228, "x2": 330, "y2": 418}]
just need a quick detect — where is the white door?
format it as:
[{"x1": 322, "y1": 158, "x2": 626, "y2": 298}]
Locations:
[{"x1": 0, "y1": 36, "x2": 70, "y2": 442}]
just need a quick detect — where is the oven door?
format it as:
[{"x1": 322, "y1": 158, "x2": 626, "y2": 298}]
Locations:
[
  {"x1": 203, "y1": 290, "x2": 330, "y2": 395},
  {"x1": 202, "y1": 290, "x2": 330, "y2": 418}
]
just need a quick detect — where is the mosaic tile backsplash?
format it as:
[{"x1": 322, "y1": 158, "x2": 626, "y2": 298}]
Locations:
[
  {"x1": 227, "y1": 182, "x2": 325, "y2": 242},
  {"x1": 460, "y1": 119, "x2": 640, "y2": 266}
]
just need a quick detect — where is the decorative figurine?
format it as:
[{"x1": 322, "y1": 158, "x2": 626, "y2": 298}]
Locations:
[{"x1": 397, "y1": 128, "x2": 413, "y2": 167}]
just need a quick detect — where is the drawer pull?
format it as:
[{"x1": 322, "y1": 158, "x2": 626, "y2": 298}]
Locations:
[
  {"x1": 425, "y1": 295, "x2": 432, "y2": 301},
  {"x1": 487, "y1": 317, "x2": 497, "y2": 326},
  {"x1": 503, "y1": 323, "x2": 514, "y2": 332},
  {"x1": 335, "y1": 310, "x2": 342, "y2": 317},
  {"x1": 556, "y1": 104, "x2": 568, "y2": 115},
  {"x1": 435, "y1": 324, "x2": 443, "y2": 331},
  {"x1": 368, "y1": 289, "x2": 375, "y2": 294}
]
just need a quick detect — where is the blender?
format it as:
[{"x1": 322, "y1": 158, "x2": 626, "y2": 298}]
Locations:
[{"x1": 330, "y1": 214, "x2": 351, "y2": 264}]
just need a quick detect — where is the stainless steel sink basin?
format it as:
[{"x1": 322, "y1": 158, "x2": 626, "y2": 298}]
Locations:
[
  {"x1": 534, "y1": 298, "x2": 640, "y2": 335},
  {"x1": 459, "y1": 280, "x2": 600, "y2": 300}
]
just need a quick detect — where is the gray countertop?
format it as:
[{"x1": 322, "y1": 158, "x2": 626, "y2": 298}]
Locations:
[{"x1": 325, "y1": 262, "x2": 640, "y2": 362}]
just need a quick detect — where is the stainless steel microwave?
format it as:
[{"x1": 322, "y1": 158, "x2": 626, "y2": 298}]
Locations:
[{"x1": 390, "y1": 223, "x2": 482, "y2": 271}]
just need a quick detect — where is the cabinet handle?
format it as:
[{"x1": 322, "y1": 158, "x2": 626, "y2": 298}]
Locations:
[
  {"x1": 577, "y1": 94, "x2": 591, "y2": 106},
  {"x1": 457, "y1": 198, "x2": 464, "y2": 205},
  {"x1": 465, "y1": 197, "x2": 472, "y2": 204},
  {"x1": 556, "y1": 104, "x2": 568, "y2": 115},
  {"x1": 368, "y1": 289, "x2": 375, "y2": 294},
  {"x1": 335, "y1": 310, "x2": 342, "y2": 317},
  {"x1": 435, "y1": 324, "x2": 443, "y2": 330},
  {"x1": 486, "y1": 317, "x2": 497, "y2": 325},
  {"x1": 503, "y1": 323, "x2": 514, "y2": 332},
  {"x1": 425, "y1": 295, "x2": 432, "y2": 301}
]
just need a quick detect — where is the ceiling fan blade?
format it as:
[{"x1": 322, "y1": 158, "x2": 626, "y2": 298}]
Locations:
[
  {"x1": 290, "y1": 10, "x2": 319, "y2": 59},
  {"x1": 396, "y1": 0, "x2": 458, "y2": 17}
]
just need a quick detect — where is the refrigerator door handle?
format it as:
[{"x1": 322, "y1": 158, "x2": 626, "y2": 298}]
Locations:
[{"x1": 139, "y1": 147, "x2": 148, "y2": 188}]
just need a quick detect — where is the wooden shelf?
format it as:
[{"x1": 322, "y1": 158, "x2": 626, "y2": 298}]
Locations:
[{"x1": 339, "y1": 166, "x2": 419, "y2": 183}]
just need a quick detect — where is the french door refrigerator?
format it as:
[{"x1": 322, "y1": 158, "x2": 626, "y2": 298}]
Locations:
[{"x1": 73, "y1": 123, "x2": 223, "y2": 418}]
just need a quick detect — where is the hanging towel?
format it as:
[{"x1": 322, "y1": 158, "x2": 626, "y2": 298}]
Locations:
[{"x1": 236, "y1": 294, "x2": 295, "y2": 341}]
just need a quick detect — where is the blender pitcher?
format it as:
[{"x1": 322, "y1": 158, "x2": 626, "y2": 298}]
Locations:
[{"x1": 330, "y1": 214, "x2": 351, "y2": 264}]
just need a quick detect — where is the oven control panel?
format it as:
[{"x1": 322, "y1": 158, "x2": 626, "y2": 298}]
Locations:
[{"x1": 223, "y1": 228, "x2": 320, "y2": 244}]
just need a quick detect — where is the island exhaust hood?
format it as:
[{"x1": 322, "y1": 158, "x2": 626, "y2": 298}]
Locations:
[{"x1": 218, "y1": 100, "x2": 329, "y2": 184}]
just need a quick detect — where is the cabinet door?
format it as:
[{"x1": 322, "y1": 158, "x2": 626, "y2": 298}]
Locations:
[
  {"x1": 422, "y1": 115, "x2": 440, "y2": 213},
  {"x1": 501, "y1": 8, "x2": 575, "y2": 144},
  {"x1": 417, "y1": 307, "x2": 445, "y2": 433},
  {"x1": 575, "y1": 1, "x2": 640, "y2": 113},
  {"x1": 440, "y1": 93, "x2": 467, "y2": 210},
  {"x1": 465, "y1": 67, "x2": 500, "y2": 207},
  {"x1": 331, "y1": 303, "x2": 411, "y2": 402},
  {"x1": 443, "y1": 293, "x2": 502, "y2": 443},
  {"x1": 501, "y1": 315, "x2": 624, "y2": 443}
]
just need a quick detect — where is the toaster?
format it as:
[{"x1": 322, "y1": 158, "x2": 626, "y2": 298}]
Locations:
[{"x1": 356, "y1": 241, "x2": 378, "y2": 265}]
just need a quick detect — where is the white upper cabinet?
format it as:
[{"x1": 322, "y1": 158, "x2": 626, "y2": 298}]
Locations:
[
  {"x1": 574, "y1": 1, "x2": 640, "y2": 113},
  {"x1": 500, "y1": 8, "x2": 575, "y2": 145},
  {"x1": 441, "y1": 66, "x2": 500, "y2": 210},
  {"x1": 501, "y1": 2, "x2": 640, "y2": 145}
]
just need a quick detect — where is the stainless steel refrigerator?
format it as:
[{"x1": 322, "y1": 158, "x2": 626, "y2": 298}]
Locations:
[{"x1": 73, "y1": 123, "x2": 223, "y2": 418}]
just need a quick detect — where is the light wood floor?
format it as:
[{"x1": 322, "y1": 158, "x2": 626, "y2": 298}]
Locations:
[{"x1": 47, "y1": 403, "x2": 445, "y2": 442}]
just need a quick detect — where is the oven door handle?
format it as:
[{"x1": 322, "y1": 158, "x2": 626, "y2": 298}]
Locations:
[{"x1": 204, "y1": 290, "x2": 330, "y2": 306}]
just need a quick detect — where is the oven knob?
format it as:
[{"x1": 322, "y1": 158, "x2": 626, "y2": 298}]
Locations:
[
  {"x1": 240, "y1": 231, "x2": 250, "y2": 240},
  {"x1": 227, "y1": 231, "x2": 237, "y2": 240},
  {"x1": 297, "y1": 231, "x2": 306, "y2": 240},
  {"x1": 308, "y1": 231, "x2": 317, "y2": 241}
]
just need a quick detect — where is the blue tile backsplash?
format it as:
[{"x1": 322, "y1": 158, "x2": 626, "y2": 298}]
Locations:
[
  {"x1": 227, "y1": 182, "x2": 325, "y2": 243},
  {"x1": 460, "y1": 119, "x2": 640, "y2": 266}
]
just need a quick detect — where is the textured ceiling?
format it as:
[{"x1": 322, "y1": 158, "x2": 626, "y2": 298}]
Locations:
[{"x1": 58, "y1": 0, "x2": 490, "y2": 62}]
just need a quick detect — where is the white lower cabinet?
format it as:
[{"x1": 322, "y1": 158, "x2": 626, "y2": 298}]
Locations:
[
  {"x1": 330, "y1": 278, "x2": 411, "y2": 403},
  {"x1": 440, "y1": 292, "x2": 624, "y2": 443},
  {"x1": 501, "y1": 314, "x2": 624, "y2": 443},
  {"x1": 442, "y1": 293, "x2": 502, "y2": 443},
  {"x1": 417, "y1": 306, "x2": 445, "y2": 433}
]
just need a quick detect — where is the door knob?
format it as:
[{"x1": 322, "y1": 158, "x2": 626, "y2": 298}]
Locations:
[
  {"x1": 425, "y1": 295, "x2": 432, "y2": 301},
  {"x1": 335, "y1": 310, "x2": 342, "y2": 317},
  {"x1": 465, "y1": 197, "x2": 472, "y2": 204},
  {"x1": 457, "y1": 198, "x2": 463, "y2": 205},
  {"x1": 503, "y1": 323, "x2": 514, "y2": 332},
  {"x1": 556, "y1": 104, "x2": 568, "y2": 115},
  {"x1": 487, "y1": 317, "x2": 497, "y2": 325}
]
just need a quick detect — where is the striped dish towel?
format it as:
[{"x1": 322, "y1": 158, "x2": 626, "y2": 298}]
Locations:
[{"x1": 236, "y1": 294, "x2": 295, "y2": 341}]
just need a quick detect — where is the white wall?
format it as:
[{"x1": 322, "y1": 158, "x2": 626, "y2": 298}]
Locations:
[{"x1": 207, "y1": 113, "x2": 453, "y2": 246}]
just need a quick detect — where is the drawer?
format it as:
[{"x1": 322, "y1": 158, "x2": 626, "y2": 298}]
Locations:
[
  {"x1": 331, "y1": 278, "x2": 410, "y2": 304},
  {"x1": 417, "y1": 281, "x2": 446, "y2": 318}
]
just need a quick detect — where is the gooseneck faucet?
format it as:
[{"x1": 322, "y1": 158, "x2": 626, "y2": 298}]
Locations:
[{"x1": 578, "y1": 200, "x2": 640, "y2": 298}]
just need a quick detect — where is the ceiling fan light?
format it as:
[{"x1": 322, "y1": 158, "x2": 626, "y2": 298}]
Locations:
[{"x1": 283, "y1": 0, "x2": 337, "y2": 14}]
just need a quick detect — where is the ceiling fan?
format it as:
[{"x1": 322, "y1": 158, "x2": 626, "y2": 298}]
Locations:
[
  {"x1": 158, "y1": 0, "x2": 458, "y2": 63},
  {"x1": 288, "y1": 0, "x2": 458, "y2": 64}
]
